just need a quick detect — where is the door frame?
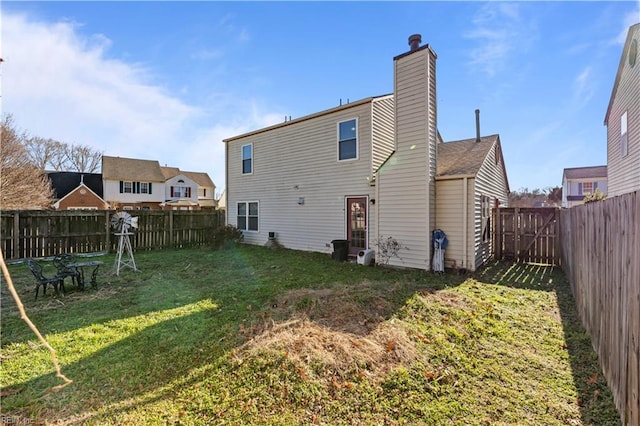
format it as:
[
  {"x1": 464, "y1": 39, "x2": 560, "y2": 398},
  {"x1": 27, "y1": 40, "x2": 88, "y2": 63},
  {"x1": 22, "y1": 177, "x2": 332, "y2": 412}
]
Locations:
[{"x1": 345, "y1": 196, "x2": 368, "y2": 257}]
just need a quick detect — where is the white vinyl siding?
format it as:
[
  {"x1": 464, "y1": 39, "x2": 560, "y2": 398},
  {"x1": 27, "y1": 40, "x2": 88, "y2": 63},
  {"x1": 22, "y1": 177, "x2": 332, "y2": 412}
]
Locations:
[
  {"x1": 225, "y1": 100, "x2": 377, "y2": 251},
  {"x1": 371, "y1": 96, "x2": 395, "y2": 173},
  {"x1": 435, "y1": 178, "x2": 474, "y2": 270},
  {"x1": 377, "y1": 45, "x2": 437, "y2": 270},
  {"x1": 606, "y1": 24, "x2": 640, "y2": 197},
  {"x1": 472, "y1": 142, "x2": 509, "y2": 270}
]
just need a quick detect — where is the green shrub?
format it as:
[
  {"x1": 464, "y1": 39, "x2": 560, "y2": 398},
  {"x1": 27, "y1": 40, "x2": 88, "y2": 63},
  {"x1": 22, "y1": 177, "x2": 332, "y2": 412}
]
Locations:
[{"x1": 209, "y1": 224, "x2": 244, "y2": 249}]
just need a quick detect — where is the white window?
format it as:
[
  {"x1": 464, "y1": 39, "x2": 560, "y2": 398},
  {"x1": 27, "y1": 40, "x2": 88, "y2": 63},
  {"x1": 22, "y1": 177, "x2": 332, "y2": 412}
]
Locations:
[
  {"x1": 123, "y1": 181, "x2": 133, "y2": 193},
  {"x1": 237, "y1": 201, "x2": 258, "y2": 231},
  {"x1": 172, "y1": 186, "x2": 191, "y2": 198},
  {"x1": 140, "y1": 182, "x2": 149, "y2": 194},
  {"x1": 242, "y1": 144, "x2": 253, "y2": 174},
  {"x1": 621, "y1": 111, "x2": 628, "y2": 157},
  {"x1": 338, "y1": 119, "x2": 358, "y2": 161}
]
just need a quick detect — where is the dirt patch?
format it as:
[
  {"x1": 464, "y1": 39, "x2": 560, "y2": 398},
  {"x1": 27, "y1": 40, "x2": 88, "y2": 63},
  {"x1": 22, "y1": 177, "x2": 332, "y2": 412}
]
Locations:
[
  {"x1": 266, "y1": 282, "x2": 396, "y2": 335},
  {"x1": 238, "y1": 317, "x2": 418, "y2": 381},
  {"x1": 236, "y1": 282, "x2": 420, "y2": 381}
]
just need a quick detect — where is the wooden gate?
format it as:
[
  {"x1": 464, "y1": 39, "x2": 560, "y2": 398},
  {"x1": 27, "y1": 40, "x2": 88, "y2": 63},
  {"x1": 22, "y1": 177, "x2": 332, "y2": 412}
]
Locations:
[{"x1": 494, "y1": 207, "x2": 561, "y2": 266}]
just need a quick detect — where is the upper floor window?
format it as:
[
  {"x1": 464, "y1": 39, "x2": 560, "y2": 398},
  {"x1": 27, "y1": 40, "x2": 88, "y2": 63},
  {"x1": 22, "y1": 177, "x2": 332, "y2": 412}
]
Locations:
[
  {"x1": 621, "y1": 111, "x2": 628, "y2": 158},
  {"x1": 242, "y1": 144, "x2": 253, "y2": 174},
  {"x1": 578, "y1": 181, "x2": 598, "y2": 195},
  {"x1": 120, "y1": 181, "x2": 152, "y2": 194},
  {"x1": 171, "y1": 186, "x2": 191, "y2": 198},
  {"x1": 338, "y1": 119, "x2": 358, "y2": 161}
]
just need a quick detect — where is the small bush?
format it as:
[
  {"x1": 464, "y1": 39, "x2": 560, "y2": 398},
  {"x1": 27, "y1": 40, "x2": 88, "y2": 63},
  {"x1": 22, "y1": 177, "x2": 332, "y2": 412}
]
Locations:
[
  {"x1": 209, "y1": 224, "x2": 244, "y2": 249},
  {"x1": 583, "y1": 189, "x2": 606, "y2": 204},
  {"x1": 375, "y1": 235, "x2": 407, "y2": 265}
]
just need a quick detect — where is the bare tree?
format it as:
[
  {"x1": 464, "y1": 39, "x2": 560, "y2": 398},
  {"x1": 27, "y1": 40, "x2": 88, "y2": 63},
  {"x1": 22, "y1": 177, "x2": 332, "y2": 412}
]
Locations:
[
  {"x1": 1, "y1": 116, "x2": 54, "y2": 209},
  {"x1": 63, "y1": 143, "x2": 102, "y2": 173},
  {"x1": 23, "y1": 136, "x2": 66, "y2": 170}
]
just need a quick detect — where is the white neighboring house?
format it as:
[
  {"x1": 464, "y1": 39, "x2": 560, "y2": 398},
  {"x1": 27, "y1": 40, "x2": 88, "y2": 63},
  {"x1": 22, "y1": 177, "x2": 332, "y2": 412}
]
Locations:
[
  {"x1": 561, "y1": 166, "x2": 608, "y2": 208},
  {"x1": 223, "y1": 34, "x2": 510, "y2": 271},
  {"x1": 102, "y1": 156, "x2": 166, "y2": 210},
  {"x1": 183, "y1": 171, "x2": 217, "y2": 209},
  {"x1": 102, "y1": 156, "x2": 217, "y2": 210},
  {"x1": 161, "y1": 170, "x2": 199, "y2": 210},
  {"x1": 605, "y1": 23, "x2": 640, "y2": 197}
]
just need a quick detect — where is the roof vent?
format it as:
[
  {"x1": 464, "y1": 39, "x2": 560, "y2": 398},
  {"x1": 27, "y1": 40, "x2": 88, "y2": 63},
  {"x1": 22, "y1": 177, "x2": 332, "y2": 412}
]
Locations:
[
  {"x1": 475, "y1": 109, "x2": 481, "y2": 143},
  {"x1": 408, "y1": 34, "x2": 422, "y2": 51}
]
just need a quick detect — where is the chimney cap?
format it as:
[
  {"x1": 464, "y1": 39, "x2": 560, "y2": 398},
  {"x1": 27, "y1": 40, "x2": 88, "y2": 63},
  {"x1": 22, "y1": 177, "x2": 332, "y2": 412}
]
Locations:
[{"x1": 408, "y1": 34, "x2": 422, "y2": 51}]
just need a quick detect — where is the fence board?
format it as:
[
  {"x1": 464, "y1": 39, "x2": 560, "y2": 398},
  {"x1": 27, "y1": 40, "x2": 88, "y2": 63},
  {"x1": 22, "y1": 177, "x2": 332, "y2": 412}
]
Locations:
[
  {"x1": 1, "y1": 210, "x2": 225, "y2": 261},
  {"x1": 560, "y1": 191, "x2": 639, "y2": 425}
]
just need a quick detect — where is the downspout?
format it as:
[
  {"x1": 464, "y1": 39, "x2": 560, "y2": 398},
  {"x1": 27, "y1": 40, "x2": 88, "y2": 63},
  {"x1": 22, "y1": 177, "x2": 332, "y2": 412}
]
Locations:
[{"x1": 462, "y1": 177, "x2": 468, "y2": 269}]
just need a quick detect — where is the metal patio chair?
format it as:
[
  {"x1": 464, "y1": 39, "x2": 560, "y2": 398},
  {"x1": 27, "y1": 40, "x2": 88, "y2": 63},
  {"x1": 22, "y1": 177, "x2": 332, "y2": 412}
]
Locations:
[{"x1": 26, "y1": 259, "x2": 64, "y2": 300}]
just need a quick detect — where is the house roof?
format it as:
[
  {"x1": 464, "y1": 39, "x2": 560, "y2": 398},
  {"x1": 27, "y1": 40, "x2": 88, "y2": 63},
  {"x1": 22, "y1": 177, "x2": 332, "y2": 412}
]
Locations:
[
  {"x1": 223, "y1": 95, "x2": 393, "y2": 143},
  {"x1": 563, "y1": 165, "x2": 607, "y2": 180},
  {"x1": 102, "y1": 156, "x2": 166, "y2": 182},
  {"x1": 182, "y1": 171, "x2": 215, "y2": 187},
  {"x1": 605, "y1": 23, "x2": 640, "y2": 125},
  {"x1": 160, "y1": 166, "x2": 181, "y2": 180},
  {"x1": 47, "y1": 172, "x2": 103, "y2": 199},
  {"x1": 436, "y1": 135, "x2": 500, "y2": 177}
]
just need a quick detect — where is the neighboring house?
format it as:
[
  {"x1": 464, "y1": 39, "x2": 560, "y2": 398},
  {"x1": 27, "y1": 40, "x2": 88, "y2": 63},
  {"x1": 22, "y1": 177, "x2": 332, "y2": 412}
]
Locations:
[
  {"x1": 561, "y1": 165, "x2": 608, "y2": 208},
  {"x1": 47, "y1": 172, "x2": 108, "y2": 210},
  {"x1": 604, "y1": 23, "x2": 640, "y2": 197},
  {"x1": 102, "y1": 156, "x2": 218, "y2": 210},
  {"x1": 102, "y1": 156, "x2": 166, "y2": 210},
  {"x1": 435, "y1": 129, "x2": 510, "y2": 271},
  {"x1": 160, "y1": 168, "x2": 200, "y2": 210},
  {"x1": 223, "y1": 34, "x2": 510, "y2": 271},
  {"x1": 217, "y1": 189, "x2": 226, "y2": 211},
  {"x1": 183, "y1": 171, "x2": 217, "y2": 209}
]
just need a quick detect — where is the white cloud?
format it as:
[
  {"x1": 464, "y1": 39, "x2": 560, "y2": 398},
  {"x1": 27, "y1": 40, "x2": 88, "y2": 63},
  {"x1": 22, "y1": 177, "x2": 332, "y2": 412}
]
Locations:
[
  {"x1": 1, "y1": 11, "x2": 274, "y2": 192},
  {"x1": 573, "y1": 67, "x2": 595, "y2": 107},
  {"x1": 464, "y1": 3, "x2": 535, "y2": 77}
]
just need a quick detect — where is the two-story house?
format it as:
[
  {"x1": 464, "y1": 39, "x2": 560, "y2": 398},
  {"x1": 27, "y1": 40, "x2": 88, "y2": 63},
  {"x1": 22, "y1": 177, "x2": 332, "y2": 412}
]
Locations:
[
  {"x1": 562, "y1": 165, "x2": 608, "y2": 208},
  {"x1": 224, "y1": 35, "x2": 509, "y2": 271},
  {"x1": 102, "y1": 156, "x2": 216, "y2": 210},
  {"x1": 605, "y1": 23, "x2": 640, "y2": 197}
]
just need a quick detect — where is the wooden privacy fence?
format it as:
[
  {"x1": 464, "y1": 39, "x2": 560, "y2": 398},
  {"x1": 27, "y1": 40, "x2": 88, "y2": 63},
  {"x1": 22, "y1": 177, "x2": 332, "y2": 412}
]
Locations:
[
  {"x1": 560, "y1": 191, "x2": 639, "y2": 426},
  {"x1": 0, "y1": 210, "x2": 225, "y2": 261},
  {"x1": 493, "y1": 207, "x2": 561, "y2": 266}
]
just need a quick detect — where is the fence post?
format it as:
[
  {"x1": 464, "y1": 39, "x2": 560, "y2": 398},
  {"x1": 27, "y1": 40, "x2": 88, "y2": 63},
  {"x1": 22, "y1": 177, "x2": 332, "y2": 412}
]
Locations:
[
  {"x1": 169, "y1": 210, "x2": 174, "y2": 247},
  {"x1": 12, "y1": 211, "x2": 20, "y2": 259},
  {"x1": 105, "y1": 211, "x2": 111, "y2": 253}
]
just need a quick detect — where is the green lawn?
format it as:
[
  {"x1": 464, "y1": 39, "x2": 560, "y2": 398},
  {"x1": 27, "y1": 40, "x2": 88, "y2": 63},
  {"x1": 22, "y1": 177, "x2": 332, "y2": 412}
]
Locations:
[{"x1": 1, "y1": 245, "x2": 620, "y2": 425}]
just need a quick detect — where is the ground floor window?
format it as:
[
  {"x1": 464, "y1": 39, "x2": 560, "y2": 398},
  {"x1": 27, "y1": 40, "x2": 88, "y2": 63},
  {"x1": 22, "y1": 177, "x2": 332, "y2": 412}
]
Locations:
[
  {"x1": 481, "y1": 195, "x2": 492, "y2": 243},
  {"x1": 237, "y1": 201, "x2": 258, "y2": 231}
]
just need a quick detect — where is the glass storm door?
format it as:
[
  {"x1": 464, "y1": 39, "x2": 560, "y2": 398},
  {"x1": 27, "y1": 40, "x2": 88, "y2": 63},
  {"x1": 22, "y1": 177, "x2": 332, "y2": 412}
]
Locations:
[{"x1": 347, "y1": 197, "x2": 367, "y2": 256}]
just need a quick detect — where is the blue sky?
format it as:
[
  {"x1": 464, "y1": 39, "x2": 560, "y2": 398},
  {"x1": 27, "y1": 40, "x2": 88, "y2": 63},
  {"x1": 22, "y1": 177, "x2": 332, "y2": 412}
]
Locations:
[{"x1": 2, "y1": 2, "x2": 639, "y2": 195}]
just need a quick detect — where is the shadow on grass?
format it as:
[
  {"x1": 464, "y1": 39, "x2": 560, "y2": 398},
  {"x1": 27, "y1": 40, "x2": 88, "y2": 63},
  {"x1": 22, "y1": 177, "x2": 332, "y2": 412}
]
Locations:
[
  {"x1": 1, "y1": 245, "x2": 469, "y2": 422},
  {"x1": 475, "y1": 260, "x2": 621, "y2": 425}
]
